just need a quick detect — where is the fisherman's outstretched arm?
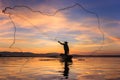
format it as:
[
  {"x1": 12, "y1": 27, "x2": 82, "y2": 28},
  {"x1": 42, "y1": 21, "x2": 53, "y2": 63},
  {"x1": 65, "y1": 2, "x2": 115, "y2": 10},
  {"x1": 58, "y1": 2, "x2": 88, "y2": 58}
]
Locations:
[{"x1": 58, "y1": 41, "x2": 64, "y2": 45}]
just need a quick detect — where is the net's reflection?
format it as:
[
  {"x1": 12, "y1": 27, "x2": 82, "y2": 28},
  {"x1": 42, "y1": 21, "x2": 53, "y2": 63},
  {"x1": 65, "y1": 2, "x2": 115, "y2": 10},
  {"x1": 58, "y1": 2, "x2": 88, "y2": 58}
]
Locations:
[{"x1": 60, "y1": 59, "x2": 73, "y2": 79}]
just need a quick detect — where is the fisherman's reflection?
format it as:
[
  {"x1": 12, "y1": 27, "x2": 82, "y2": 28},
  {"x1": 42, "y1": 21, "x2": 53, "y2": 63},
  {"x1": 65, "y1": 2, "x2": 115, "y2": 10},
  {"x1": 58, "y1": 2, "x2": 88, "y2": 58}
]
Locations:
[{"x1": 61, "y1": 60, "x2": 72, "y2": 79}]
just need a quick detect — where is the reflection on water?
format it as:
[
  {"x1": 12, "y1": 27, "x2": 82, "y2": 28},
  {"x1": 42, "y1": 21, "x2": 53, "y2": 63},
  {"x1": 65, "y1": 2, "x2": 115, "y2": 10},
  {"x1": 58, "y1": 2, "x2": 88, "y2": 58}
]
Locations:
[
  {"x1": 60, "y1": 59, "x2": 73, "y2": 79},
  {"x1": 0, "y1": 57, "x2": 120, "y2": 80}
]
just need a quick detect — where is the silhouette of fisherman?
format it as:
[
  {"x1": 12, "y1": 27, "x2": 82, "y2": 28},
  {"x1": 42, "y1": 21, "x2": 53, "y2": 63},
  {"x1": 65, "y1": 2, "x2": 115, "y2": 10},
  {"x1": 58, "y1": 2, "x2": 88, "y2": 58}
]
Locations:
[{"x1": 58, "y1": 41, "x2": 69, "y2": 55}]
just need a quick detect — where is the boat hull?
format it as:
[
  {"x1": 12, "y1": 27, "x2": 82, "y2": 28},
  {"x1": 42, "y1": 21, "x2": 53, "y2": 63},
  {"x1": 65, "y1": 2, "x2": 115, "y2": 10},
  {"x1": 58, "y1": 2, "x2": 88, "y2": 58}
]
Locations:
[{"x1": 60, "y1": 54, "x2": 73, "y2": 62}]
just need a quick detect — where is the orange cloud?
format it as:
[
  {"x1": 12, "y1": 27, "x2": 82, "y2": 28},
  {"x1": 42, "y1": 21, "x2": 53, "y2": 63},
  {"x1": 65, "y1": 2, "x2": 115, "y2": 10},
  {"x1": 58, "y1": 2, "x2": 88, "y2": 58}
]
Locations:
[{"x1": 1, "y1": 4, "x2": 120, "y2": 54}]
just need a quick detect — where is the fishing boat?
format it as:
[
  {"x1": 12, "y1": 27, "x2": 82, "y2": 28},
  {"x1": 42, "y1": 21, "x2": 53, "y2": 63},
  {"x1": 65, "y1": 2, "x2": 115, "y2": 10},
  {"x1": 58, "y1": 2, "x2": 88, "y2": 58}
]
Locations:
[{"x1": 59, "y1": 54, "x2": 73, "y2": 62}]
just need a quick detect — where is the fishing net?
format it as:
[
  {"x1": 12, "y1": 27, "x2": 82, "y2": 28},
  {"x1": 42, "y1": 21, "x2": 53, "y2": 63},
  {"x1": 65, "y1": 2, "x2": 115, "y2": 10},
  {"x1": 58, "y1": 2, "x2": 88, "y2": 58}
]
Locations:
[{"x1": 2, "y1": 3, "x2": 104, "y2": 54}]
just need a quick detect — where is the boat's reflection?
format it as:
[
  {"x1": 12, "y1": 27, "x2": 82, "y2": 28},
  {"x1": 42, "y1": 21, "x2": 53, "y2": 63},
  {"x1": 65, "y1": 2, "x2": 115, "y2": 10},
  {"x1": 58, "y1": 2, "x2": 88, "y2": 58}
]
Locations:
[{"x1": 60, "y1": 59, "x2": 73, "y2": 79}]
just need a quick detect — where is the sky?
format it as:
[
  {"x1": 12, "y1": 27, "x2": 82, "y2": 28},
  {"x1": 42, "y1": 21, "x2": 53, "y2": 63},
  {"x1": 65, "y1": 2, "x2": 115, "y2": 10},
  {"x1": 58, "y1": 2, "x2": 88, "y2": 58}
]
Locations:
[{"x1": 0, "y1": 0, "x2": 120, "y2": 55}]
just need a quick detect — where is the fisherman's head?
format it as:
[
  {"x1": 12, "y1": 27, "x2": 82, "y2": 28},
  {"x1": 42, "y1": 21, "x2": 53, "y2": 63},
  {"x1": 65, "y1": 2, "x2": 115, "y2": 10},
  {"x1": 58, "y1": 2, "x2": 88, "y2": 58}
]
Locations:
[
  {"x1": 2, "y1": 10, "x2": 5, "y2": 13},
  {"x1": 64, "y1": 41, "x2": 68, "y2": 44}
]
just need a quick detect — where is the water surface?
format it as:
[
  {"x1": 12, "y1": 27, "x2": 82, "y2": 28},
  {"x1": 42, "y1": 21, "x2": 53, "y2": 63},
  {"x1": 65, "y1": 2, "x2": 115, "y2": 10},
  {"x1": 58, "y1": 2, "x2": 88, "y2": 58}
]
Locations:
[{"x1": 0, "y1": 57, "x2": 120, "y2": 80}]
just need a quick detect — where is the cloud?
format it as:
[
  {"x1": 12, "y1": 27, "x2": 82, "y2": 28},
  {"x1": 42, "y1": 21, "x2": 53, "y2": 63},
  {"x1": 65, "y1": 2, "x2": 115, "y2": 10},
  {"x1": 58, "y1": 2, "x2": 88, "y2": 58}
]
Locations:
[
  {"x1": 0, "y1": 6, "x2": 105, "y2": 53},
  {"x1": 101, "y1": 19, "x2": 120, "y2": 44},
  {"x1": 105, "y1": 33, "x2": 120, "y2": 44},
  {"x1": 0, "y1": 1, "x2": 120, "y2": 54}
]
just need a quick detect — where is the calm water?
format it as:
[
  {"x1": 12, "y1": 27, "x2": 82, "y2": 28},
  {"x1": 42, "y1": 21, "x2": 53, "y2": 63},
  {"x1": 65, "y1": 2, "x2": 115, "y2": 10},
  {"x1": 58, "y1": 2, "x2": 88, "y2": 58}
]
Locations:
[{"x1": 0, "y1": 57, "x2": 120, "y2": 80}]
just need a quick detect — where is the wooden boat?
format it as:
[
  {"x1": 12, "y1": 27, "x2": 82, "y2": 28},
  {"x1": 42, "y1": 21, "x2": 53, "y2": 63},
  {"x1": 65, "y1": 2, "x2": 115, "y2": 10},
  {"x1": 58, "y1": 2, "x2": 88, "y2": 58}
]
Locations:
[{"x1": 59, "y1": 54, "x2": 73, "y2": 62}]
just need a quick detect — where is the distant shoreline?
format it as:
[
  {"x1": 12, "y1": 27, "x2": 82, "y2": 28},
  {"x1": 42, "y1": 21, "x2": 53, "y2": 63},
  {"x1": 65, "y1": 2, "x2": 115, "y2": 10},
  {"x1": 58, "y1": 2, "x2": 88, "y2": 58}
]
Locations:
[
  {"x1": 0, "y1": 55, "x2": 120, "y2": 57},
  {"x1": 0, "y1": 51, "x2": 120, "y2": 58},
  {"x1": 0, "y1": 56, "x2": 120, "y2": 58}
]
